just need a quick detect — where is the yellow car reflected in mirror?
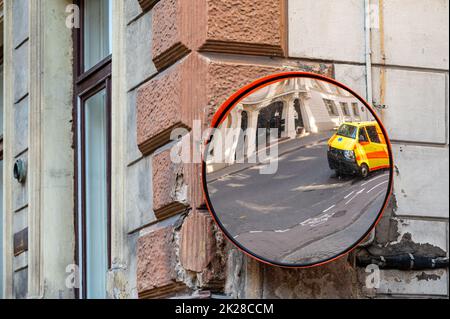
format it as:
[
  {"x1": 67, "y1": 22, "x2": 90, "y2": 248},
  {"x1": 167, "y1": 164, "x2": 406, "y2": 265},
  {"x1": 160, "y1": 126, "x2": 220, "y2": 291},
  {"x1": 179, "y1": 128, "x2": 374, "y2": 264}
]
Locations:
[
  {"x1": 203, "y1": 72, "x2": 393, "y2": 267},
  {"x1": 328, "y1": 122, "x2": 391, "y2": 178}
]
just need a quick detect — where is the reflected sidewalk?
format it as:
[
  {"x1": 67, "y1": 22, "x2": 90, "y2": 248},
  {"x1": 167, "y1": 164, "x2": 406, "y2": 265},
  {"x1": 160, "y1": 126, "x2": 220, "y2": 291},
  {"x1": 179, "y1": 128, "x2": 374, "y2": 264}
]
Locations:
[{"x1": 207, "y1": 130, "x2": 335, "y2": 183}]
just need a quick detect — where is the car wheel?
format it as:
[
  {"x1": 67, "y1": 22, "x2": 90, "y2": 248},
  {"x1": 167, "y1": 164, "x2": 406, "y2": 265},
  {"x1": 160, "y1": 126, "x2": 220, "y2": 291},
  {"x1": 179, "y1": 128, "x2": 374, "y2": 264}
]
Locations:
[{"x1": 360, "y1": 163, "x2": 369, "y2": 178}]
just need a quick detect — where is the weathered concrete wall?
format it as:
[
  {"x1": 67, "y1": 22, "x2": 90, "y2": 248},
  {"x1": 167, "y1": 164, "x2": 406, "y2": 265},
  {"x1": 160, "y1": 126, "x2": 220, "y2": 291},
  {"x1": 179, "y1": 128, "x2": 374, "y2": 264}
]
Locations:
[
  {"x1": 1, "y1": 13, "x2": 5, "y2": 295},
  {"x1": 39, "y1": 0, "x2": 75, "y2": 299},
  {"x1": 226, "y1": 249, "x2": 361, "y2": 299},
  {"x1": 289, "y1": 0, "x2": 366, "y2": 64},
  {"x1": 10, "y1": 0, "x2": 30, "y2": 299},
  {"x1": 2, "y1": 0, "x2": 75, "y2": 299},
  {"x1": 370, "y1": 0, "x2": 449, "y2": 70},
  {"x1": 289, "y1": 0, "x2": 449, "y2": 298}
]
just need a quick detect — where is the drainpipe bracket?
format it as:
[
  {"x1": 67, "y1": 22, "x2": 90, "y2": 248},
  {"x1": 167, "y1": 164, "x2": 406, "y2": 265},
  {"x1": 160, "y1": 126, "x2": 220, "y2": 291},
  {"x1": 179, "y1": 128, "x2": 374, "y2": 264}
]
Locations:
[{"x1": 373, "y1": 103, "x2": 387, "y2": 110}]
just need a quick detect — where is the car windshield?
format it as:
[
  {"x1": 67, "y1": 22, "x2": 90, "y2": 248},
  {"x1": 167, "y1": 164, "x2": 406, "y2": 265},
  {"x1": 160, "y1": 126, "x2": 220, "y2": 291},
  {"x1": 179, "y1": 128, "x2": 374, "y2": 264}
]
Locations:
[{"x1": 337, "y1": 124, "x2": 357, "y2": 139}]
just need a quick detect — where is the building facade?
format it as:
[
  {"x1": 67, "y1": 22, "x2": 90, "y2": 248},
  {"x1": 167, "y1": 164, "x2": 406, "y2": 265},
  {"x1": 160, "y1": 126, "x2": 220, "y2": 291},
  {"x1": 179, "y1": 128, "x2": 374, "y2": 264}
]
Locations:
[{"x1": 0, "y1": 0, "x2": 449, "y2": 299}]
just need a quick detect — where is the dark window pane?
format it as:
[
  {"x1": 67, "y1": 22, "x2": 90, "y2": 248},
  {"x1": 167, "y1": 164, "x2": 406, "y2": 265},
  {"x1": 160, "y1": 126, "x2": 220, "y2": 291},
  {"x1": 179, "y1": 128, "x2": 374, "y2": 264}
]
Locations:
[
  {"x1": 324, "y1": 99, "x2": 338, "y2": 116},
  {"x1": 352, "y1": 103, "x2": 360, "y2": 116},
  {"x1": 84, "y1": 0, "x2": 112, "y2": 71},
  {"x1": 358, "y1": 127, "x2": 369, "y2": 143},
  {"x1": 337, "y1": 124, "x2": 357, "y2": 139},
  {"x1": 366, "y1": 126, "x2": 381, "y2": 143},
  {"x1": 340, "y1": 102, "x2": 350, "y2": 116}
]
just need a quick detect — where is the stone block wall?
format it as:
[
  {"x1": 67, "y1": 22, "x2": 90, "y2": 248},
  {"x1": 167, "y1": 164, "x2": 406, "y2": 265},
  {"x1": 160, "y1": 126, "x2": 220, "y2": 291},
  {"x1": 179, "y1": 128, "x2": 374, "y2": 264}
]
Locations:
[
  {"x1": 132, "y1": 0, "x2": 366, "y2": 299},
  {"x1": 1, "y1": 0, "x2": 445, "y2": 300},
  {"x1": 132, "y1": 0, "x2": 448, "y2": 299}
]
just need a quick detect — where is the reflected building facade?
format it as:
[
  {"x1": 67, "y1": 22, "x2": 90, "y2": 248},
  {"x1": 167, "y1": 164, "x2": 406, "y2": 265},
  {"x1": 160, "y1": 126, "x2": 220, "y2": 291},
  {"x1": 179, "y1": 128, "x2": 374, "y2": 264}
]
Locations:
[{"x1": 207, "y1": 78, "x2": 374, "y2": 173}]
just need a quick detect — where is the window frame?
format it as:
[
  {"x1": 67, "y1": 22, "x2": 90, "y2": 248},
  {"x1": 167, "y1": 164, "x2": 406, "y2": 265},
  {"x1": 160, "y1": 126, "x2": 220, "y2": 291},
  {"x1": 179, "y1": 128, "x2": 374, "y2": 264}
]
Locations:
[
  {"x1": 358, "y1": 127, "x2": 370, "y2": 143},
  {"x1": 366, "y1": 126, "x2": 382, "y2": 144},
  {"x1": 73, "y1": 0, "x2": 112, "y2": 299},
  {"x1": 351, "y1": 102, "x2": 360, "y2": 117},
  {"x1": 340, "y1": 102, "x2": 350, "y2": 117},
  {"x1": 324, "y1": 99, "x2": 339, "y2": 117}
]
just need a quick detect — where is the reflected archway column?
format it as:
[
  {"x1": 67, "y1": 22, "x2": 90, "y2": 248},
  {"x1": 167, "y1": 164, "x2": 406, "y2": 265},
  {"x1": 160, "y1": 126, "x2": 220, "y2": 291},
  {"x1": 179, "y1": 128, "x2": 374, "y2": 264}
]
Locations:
[
  {"x1": 225, "y1": 104, "x2": 244, "y2": 164},
  {"x1": 246, "y1": 105, "x2": 260, "y2": 157},
  {"x1": 135, "y1": 0, "x2": 340, "y2": 300},
  {"x1": 281, "y1": 95, "x2": 298, "y2": 139},
  {"x1": 298, "y1": 91, "x2": 317, "y2": 134}
]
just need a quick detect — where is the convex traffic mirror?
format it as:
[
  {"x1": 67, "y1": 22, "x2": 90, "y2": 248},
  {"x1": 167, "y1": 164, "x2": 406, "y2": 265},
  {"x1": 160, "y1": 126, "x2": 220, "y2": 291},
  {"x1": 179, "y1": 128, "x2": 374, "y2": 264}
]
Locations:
[{"x1": 202, "y1": 72, "x2": 393, "y2": 268}]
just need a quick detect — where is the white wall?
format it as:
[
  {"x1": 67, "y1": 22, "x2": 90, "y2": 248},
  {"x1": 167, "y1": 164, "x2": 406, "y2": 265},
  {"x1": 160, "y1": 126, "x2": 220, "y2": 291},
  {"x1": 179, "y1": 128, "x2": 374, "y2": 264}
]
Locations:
[
  {"x1": 289, "y1": 0, "x2": 365, "y2": 63},
  {"x1": 372, "y1": 69, "x2": 447, "y2": 144},
  {"x1": 371, "y1": 0, "x2": 449, "y2": 70},
  {"x1": 289, "y1": 0, "x2": 449, "y2": 298},
  {"x1": 38, "y1": 0, "x2": 76, "y2": 299}
]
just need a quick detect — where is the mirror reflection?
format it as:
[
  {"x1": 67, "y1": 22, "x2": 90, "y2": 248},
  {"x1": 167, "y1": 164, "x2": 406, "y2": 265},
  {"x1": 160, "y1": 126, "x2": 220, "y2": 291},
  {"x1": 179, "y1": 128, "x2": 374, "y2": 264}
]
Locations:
[{"x1": 204, "y1": 75, "x2": 392, "y2": 266}]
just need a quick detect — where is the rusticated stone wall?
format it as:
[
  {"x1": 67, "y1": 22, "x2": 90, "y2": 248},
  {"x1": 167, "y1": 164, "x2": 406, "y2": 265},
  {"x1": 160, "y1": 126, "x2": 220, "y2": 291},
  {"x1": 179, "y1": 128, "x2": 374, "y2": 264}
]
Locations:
[
  {"x1": 133, "y1": 0, "x2": 364, "y2": 300},
  {"x1": 150, "y1": 0, "x2": 285, "y2": 71}
]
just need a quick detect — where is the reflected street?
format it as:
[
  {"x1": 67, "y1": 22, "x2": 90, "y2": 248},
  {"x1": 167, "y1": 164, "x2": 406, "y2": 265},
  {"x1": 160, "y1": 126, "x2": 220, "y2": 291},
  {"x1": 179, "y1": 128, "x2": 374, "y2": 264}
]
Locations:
[{"x1": 208, "y1": 132, "x2": 389, "y2": 264}]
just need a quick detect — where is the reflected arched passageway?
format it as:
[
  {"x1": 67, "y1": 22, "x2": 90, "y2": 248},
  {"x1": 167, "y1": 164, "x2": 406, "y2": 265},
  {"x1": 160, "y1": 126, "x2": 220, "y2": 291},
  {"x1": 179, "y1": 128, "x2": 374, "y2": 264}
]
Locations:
[{"x1": 204, "y1": 75, "x2": 392, "y2": 266}]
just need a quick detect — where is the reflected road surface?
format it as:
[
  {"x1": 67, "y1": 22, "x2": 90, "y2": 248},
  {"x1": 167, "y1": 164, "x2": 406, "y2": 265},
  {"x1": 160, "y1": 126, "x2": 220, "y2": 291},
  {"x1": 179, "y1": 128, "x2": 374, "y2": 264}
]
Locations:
[{"x1": 207, "y1": 134, "x2": 390, "y2": 265}]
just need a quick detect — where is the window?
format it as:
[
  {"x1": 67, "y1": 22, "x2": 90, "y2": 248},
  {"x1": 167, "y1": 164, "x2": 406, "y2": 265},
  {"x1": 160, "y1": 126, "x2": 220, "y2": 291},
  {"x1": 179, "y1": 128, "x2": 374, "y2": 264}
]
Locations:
[
  {"x1": 0, "y1": 59, "x2": 3, "y2": 299},
  {"x1": 324, "y1": 99, "x2": 339, "y2": 116},
  {"x1": 358, "y1": 127, "x2": 369, "y2": 143},
  {"x1": 0, "y1": 157, "x2": 3, "y2": 299},
  {"x1": 0, "y1": 64, "x2": 3, "y2": 135},
  {"x1": 352, "y1": 103, "x2": 360, "y2": 117},
  {"x1": 1, "y1": 63, "x2": 3, "y2": 137},
  {"x1": 366, "y1": 126, "x2": 381, "y2": 144},
  {"x1": 83, "y1": 0, "x2": 112, "y2": 71},
  {"x1": 74, "y1": 0, "x2": 112, "y2": 299},
  {"x1": 337, "y1": 124, "x2": 358, "y2": 139},
  {"x1": 340, "y1": 102, "x2": 350, "y2": 116}
]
